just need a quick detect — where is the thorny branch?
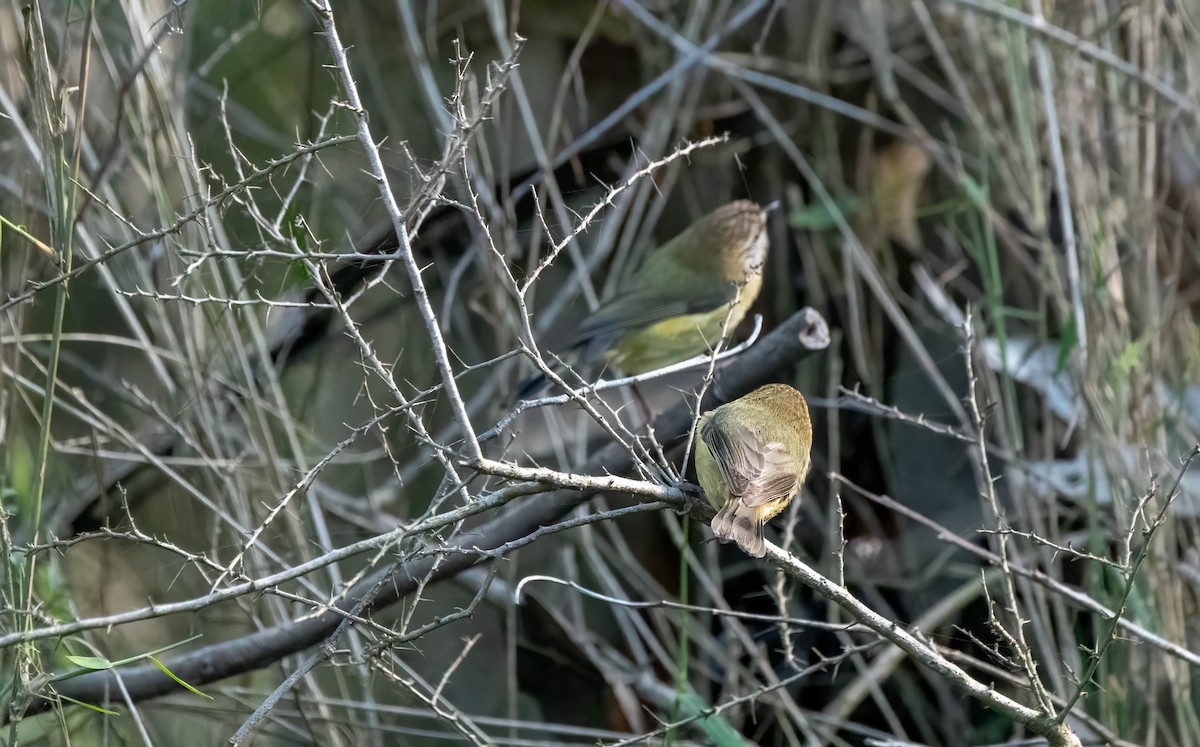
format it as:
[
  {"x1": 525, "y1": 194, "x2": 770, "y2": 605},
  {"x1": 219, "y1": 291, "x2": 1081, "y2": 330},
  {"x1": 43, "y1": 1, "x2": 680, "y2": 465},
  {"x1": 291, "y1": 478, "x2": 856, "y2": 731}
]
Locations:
[{"x1": 14, "y1": 308, "x2": 828, "y2": 718}]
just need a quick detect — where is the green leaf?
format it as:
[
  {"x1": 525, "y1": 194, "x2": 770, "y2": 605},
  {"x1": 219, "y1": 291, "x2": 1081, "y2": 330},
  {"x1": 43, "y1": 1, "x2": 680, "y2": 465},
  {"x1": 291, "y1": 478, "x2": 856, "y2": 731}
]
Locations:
[
  {"x1": 958, "y1": 171, "x2": 990, "y2": 206},
  {"x1": 1115, "y1": 338, "x2": 1147, "y2": 377},
  {"x1": 150, "y1": 656, "x2": 213, "y2": 699},
  {"x1": 674, "y1": 687, "x2": 751, "y2": 747},
  {"x1": 64, "y1": 655, "x2": 113, "y2": 670},
  {"x1": 788, "y1": 194, "x2": 860, "y2": 231},
  {"x1": 1056, "y1": 316, "x2": 1077, "y2": 375},
  {"x1": 56, "y1": 693, "x2": 119, "y2": 715}
]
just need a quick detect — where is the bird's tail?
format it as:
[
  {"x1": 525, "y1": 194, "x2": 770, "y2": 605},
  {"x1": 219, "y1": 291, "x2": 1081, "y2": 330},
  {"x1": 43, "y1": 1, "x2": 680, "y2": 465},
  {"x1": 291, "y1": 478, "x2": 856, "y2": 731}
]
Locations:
[
  {"x1": 711, "y1": 501, "x2": 766, "y2": 558},
  {"x1": 513, "y1": 371, "x2": 551, "y2": 402},
  {"x1": 512, "y1": 349, "x2": 602, "y2": 404}
]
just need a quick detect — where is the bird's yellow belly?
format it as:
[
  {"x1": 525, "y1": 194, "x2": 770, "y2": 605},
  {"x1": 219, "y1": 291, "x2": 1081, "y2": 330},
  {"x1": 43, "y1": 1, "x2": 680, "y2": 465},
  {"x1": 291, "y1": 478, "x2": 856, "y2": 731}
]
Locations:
[{"x1": 609, "y1": 306, "x2": 746, "y2": 374}]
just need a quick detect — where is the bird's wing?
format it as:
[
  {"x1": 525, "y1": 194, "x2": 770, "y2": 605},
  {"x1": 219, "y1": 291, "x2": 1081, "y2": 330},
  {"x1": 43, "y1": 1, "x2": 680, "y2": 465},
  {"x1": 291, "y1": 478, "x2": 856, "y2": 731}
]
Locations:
[
  {"x1": 571, "y1": 283, "x2": 737, "y2": 350},
  {"x1": 700, "y1": 417, "x2": 755, "y2": 497},
  {"x1": 700, "y1": 421, "x2": 800, "y2": 507}
]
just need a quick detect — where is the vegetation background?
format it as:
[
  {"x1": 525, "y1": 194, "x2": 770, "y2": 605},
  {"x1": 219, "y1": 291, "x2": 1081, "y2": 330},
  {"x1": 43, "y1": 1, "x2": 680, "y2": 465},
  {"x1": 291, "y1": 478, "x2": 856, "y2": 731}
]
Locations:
[{"x1": 2, "y1": 1, "x2": 1199, "y2": 745}]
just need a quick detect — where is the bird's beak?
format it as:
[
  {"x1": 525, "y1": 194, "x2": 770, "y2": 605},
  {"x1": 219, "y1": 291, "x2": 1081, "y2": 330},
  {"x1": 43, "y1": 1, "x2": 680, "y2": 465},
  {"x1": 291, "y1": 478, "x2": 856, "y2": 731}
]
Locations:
[{"x1": 763, "y1": 200, "x2": 782, "y2": 213}]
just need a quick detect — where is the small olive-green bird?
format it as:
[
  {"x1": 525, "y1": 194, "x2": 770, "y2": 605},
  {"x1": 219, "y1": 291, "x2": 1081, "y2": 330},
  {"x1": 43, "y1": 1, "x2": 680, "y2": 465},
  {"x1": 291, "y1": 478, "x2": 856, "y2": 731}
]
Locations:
[
  {"x1": 694, "y1": 383, "x2": 813, "y2": 558},
  {"x1": 518, "y1": 200, "x2": 769, "y2": 397}
]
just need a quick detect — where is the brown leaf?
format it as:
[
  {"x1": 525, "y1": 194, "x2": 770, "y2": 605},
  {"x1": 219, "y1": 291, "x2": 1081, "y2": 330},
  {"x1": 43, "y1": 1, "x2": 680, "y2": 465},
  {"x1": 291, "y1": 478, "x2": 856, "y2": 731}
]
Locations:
[{"x1": 863, "y1": 141, "x2": 932, "y2": 250}]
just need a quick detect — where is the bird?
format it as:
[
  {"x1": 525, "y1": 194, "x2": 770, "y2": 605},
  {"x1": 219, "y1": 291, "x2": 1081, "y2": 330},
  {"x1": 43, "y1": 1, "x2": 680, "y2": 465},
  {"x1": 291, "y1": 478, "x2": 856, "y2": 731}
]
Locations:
[
  {"x1": 694, "y1": 383, "x2": 813, "y2": 558},
  {"x1": 517, "y1": 200, "x2": 770, "y2": 398}
]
